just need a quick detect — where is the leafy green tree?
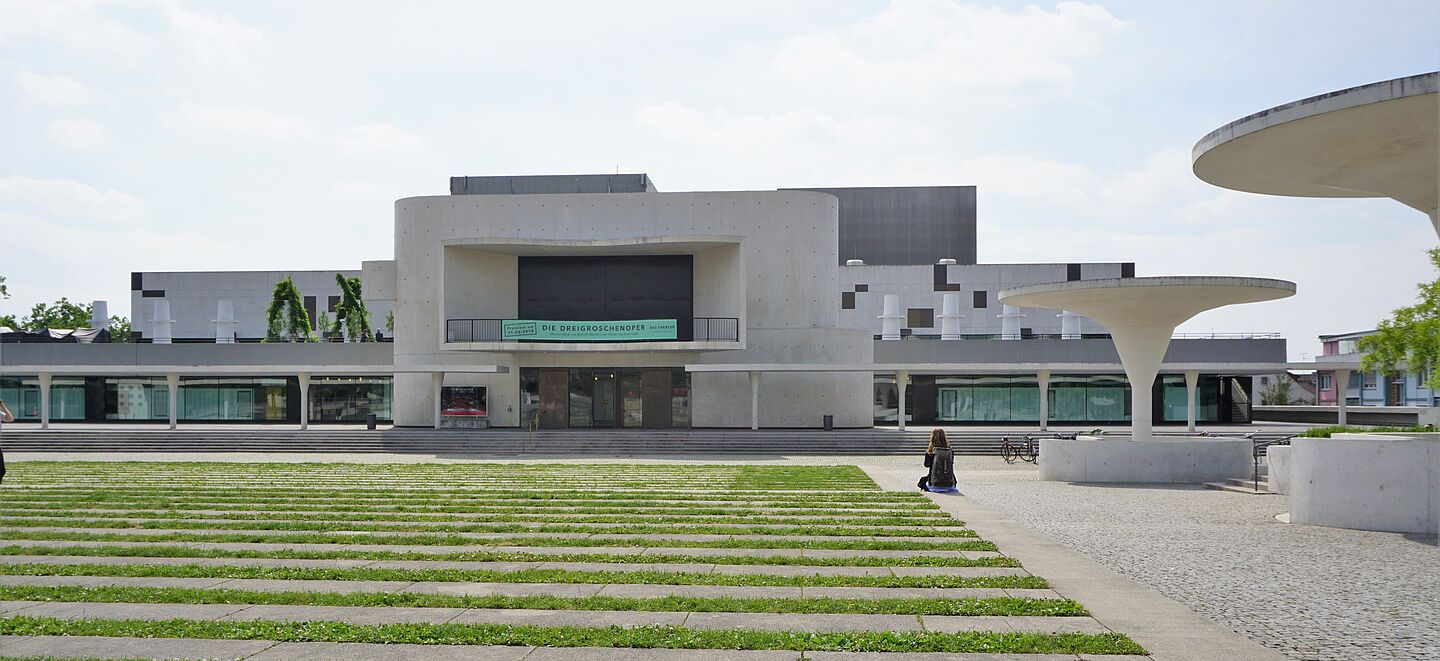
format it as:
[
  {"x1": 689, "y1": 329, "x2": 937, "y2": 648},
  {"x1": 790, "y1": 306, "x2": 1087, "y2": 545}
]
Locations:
[
  {"x1": 1259, "y1": 374, "x2": 1294, "y2": 405},
  {"x1": 331, "y1": 274, "x2": 372, "y2": 342},
  {"x1": 108, "y1": 315, "x2": 131, "y2": 343},
  {"x1": 264, "y1": 277, "x2": 314, "y2": 342},
  {"x1": 1361, "y1": 248, "x2": 1439, "y2": 390},
  {"x1": 17, "y1": 298, "x2": 92, "y2": 331},
  {"x1": 0, "y1": 274, "x2": 8, "y2": 299}
]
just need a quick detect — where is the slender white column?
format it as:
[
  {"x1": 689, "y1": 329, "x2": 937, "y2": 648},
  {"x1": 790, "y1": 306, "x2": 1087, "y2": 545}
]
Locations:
[
  {"x1": 150, "y1": 299, "x2": 174, "y2": 345},
  {"x1": 166, "y1": 373, "x2": 179, "y2": 430},
  {"x1": 213, "y1": 300, "x2": 237, "y2": 344},
  {"x1": 1037, "y1": 370, "x2": 1051, "y2": 431},
  {"x1": 432, "y1": 372, "x2": 444, "y2": 430},
  {"x1": 1335, "y1": 369, "x2": 1350, "y2": 426},
  {"x1": 38, "y1": 373, "x2": 51, "y2": 430},
  {"x1": 1058, "y1": 310, "x2": 1082, "y2": 339},
  {"x1": 90, "y1": 300, "x2": 108, "y2": 332},
  {"x1": 896, "y1": 370, "x2": 909, "y2": 432},
  {"x1": 1184, "y1": 370, "x2": 1200, "y2": 432},
  {"x1": 748, "y1": 371, "x2": 761, "y2": 430},
  {"x1": 298, "y1": 372, "x2": 311, "y2": 430}
]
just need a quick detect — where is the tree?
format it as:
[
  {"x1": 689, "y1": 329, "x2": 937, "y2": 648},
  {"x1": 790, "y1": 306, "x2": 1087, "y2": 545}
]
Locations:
[
  {"x1": 108, "y1": 315, "x2": 131, "y2": 343},
  {"x1": 1259, "y1": 374, "x2": 1294, "y2": 406},
  {"x1": 264, "y1": 277, "x2": 314, "y2": 342},
  {"x1": 331, "y1": 274, "x2": 372, "y2": 342},
  {"x1": 16, "y1": 298, "x2": 92, "y2": 331},
  {"x1": 0, "y1": 275, "x2": 8, "y2": 299},
  {"x1": 1361, "y1": 248, "x2": 1439, "y2": 390}
]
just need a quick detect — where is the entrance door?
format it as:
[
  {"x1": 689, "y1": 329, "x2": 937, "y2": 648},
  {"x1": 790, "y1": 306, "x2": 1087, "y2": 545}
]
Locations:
[
  {"x1": 538, "y1": 369, "x2": 568, "y2": 429},
  {"x1": 591, "y1": 370, "x2": 616, "y2": 428},
  {"x1": 1387, "y1": 380, "x2": 1404, "y2": 406},
  {"x1": 641, "y1": 369, "x2": 672, "y2": 429}
]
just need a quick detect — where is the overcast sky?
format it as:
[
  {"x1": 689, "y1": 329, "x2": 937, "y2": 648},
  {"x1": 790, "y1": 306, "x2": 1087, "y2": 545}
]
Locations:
[{"x1": 1, "y1": 0, "x2": 1436, "y2": 359}]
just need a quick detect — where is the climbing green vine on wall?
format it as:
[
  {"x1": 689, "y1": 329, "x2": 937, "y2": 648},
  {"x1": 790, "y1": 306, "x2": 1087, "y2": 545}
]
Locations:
[{"x1": 331, "y1": 274, "x2": 373, "y2": 342}]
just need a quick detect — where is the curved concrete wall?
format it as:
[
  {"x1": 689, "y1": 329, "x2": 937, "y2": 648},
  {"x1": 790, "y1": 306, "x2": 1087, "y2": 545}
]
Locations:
[
  {"x1": 392, "y1": 190, "x2": 873, "y2": 428},
  {"x1": 1290, "y1": 434, "x2": 1438, "y2": 535},
  {"x1": 1038, "y1": 437, "x2": 1252, "y2": 483}
]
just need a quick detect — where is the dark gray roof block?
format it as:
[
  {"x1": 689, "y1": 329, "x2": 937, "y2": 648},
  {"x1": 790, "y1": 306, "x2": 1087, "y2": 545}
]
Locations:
[
  {"x1": 450, "y1": 174, "x2": 657, "y2": 195},
  {"x1": 786, "y1": 186, "x2": 978, "y2": 266}
]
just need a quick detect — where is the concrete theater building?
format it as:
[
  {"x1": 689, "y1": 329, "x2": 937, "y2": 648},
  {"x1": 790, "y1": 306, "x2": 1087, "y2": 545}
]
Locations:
[{"x1": 1, "y1": 174, "x2": 1288, "y2": 430}]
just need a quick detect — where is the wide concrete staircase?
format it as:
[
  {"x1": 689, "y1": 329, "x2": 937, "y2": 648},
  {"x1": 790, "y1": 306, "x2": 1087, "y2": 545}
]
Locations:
[
  {"x1": 0, "y1": 428, "x2": 960, "y2": 455},
  {"x1": 1203, "y1": 463, "x2": 1272, "y2": 494}
]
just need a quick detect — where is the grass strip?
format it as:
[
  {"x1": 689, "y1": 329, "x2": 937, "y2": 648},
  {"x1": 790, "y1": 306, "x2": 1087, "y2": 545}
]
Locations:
[
  {"x1": 4, "y1": 488, "x2": 926, "y2": 506},
  {"x1": 0, "y1": 517, "x2": 978, "y2": 538},
  {"x1": 0, "y1": 544, "x2": 1020, "y2": 568},
  {"x1": 0, "y1": 500, "x2": 947, "y2": 517},
  {"x1": 0, "y1": 508, "x2": 957, "y2": 528},
  {"x1": 0, "y1": 616, "x2": 1145, "y2": 654},
  {"x1": 0, "y1": 563, "x2": 1048, "y2": 589},
  {"x1": 0, "y1": 531, "x2": 997, "y2": 552},
  {"x1": 0, "y1": 585, "x2": 1082, "y2": 616}
]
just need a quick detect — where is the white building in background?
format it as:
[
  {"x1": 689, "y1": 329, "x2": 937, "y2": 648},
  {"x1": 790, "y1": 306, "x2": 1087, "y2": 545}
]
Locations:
[{"x1": 2, "y1": 174, "x2": 1289, "y2": 429}]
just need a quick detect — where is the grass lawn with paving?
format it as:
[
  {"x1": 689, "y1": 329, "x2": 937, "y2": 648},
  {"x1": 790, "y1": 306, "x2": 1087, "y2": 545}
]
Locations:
[{"x1": 0, "y1": 461, "x2": 1145, "y2": 656}]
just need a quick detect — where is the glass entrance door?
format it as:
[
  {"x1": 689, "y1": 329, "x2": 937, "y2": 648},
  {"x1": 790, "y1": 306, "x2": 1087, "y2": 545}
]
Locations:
[{"x1": 592, "y1": 370, "x2": 616, "y2": 427}]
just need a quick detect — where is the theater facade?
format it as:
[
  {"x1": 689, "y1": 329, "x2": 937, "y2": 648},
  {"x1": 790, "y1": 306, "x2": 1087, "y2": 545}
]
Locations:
[{"x1": 0, "y1": 174, "x2": 1290, "y2": 429}]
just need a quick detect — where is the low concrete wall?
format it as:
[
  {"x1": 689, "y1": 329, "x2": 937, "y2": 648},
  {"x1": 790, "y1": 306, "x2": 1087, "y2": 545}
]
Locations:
[
  {"x1": 1038, "y1": 436, "x2": 1252, "y2": 484},
  {"x1": 1255, "y1": 405, "x2": 1431, "y2": 426},
  {"x1": 1290, "y1": 433, "x2": 1438, "y2": 536},
  {"x1": 1266, "y1": 445, "x2": 1291, "y2": 494}
]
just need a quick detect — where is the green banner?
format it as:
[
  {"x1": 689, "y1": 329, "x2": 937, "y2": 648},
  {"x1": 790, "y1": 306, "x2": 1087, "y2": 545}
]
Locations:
[{"x1": 502, "y1": 319, "x2": 678, "y2": 341}]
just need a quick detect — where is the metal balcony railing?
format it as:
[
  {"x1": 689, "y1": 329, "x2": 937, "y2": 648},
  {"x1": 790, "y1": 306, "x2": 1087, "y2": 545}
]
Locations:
[{"x1": 445, "y1": 318, "x2": 740, "y2": 343}]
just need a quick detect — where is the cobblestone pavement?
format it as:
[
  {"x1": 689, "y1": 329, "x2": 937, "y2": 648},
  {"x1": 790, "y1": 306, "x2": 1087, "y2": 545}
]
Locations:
[{"x1": 953, "y1": 461, "x2": 1440, "y2": 661}]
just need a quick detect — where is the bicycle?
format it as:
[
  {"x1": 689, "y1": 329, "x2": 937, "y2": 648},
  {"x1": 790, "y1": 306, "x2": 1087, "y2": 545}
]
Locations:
[{"x1": 1001, "y1": 434, "x2": 1040, "y2": 464}]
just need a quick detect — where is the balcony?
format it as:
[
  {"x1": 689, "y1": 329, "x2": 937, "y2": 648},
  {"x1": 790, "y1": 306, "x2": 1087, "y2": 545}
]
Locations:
[{"x1": 443, "y1": 317, "x2": 742, "y2": 352}]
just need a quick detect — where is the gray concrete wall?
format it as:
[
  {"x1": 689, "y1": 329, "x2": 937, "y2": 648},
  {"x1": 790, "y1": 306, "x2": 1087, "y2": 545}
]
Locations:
[
  {"x1": 130, "y1": 270, "x2": 395, "y2": 343},
  {"x1": 787, "y1": 186, "x2": 977, "y2": 266},
  {"x1": 392, "y1": 190, "x2": 874, "y2": 428},
  {"x1": 872, "y1": 337, "x2": 1287, "y2": 366},
  {"x1": 840, "y1": 262, "x2": 1126, "y2": 336}
]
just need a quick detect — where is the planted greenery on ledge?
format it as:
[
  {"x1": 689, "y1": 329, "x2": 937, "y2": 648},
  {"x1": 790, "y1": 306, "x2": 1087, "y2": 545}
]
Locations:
[{"x1": 263, "y1": 276, "x2": 314, "y2": 343}]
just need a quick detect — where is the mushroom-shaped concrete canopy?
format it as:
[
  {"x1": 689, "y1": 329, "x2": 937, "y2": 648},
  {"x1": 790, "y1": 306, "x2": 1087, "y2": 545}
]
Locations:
[
  {"x1": 999, "y1": 277, "x2": 1295, "y2": 441},
  {"x1": 1192, "y1": 72, "x2": 1439, "y2": 237}
]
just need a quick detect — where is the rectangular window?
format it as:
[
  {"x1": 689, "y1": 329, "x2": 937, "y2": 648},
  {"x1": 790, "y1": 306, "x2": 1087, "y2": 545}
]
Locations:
[
  {"x1": 327, "y1": 296, "x2": 340, "y2": 313},
  {"x1": 130, "y1": 272, "x2": 143, "y2": 291},
  {"x1": 907, "y1": 308, "x2": 934, "y2": 328},
  {"x1": 1121, "y1": 262, "x2": 1135, "y2": 278},
  {"x1": 973, "y1": 291, "x2": 987, "y2": 309},
  {"x1": 303, "y1": 296, "x2": 317, "y2": 329},
  {"x1": 1363, "y1": 372, "x2": 1377, "y2": 389},
  {"x1": 841, "y1": 291, "x2": 855, "y2": 309},
  {"x1": 1319, "y1": 374, "x2": 1332, "y2": 391},
  {"x1": 1067, "y1": 264, "x2": 1082, "y2": 281}
]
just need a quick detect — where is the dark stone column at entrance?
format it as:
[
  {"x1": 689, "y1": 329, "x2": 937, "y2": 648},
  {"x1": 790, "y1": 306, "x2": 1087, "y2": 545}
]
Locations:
[
  {"x1": 538, "y1": 369, "x2": 568, "y2": 429},
  {"x1": 641, "y1": 369, "x2": 672, "y2": 429}
]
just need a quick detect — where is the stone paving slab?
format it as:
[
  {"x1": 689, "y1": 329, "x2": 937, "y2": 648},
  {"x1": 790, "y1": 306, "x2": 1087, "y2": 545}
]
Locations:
[
  {"x1": 250, "y1": 640, "x2": 532, "y2": 660},
  {"x1": 592, "y1": 583, "x2": 804, "y2": 599},
  {"x1": 923, "y1": 615, "x2": 1110, "y2": 635},
  {"x1": 685, "y1": 611, "x2": 923, "y2": 633},
  {"x1": 220, "y1": 603, "x2": 466, "y2": 625},
  {"x1": 0, "y1": 600, "x2": 41, "y2": 614},
  {"x1": 18, "y1": 600, "x2": 249, "y2": 620},
  {"x1": 0, "y1": 634, "x2": 280, "y2": 660},
  {"x1": 0, "y1": 525, "x2": 964, "y2": 544},
  {"x1": 415, "y1": 581, "x2": 606, "y2": 598},
  {"x1": 0, "y1": 574, "x2": 235, "y2": 589},
  {"x1": 0, "y1": 552, "x2": 1022, "y2": 579},
  {"x1": 447, "y1": 606, "x2": 688, "y2": 628}
]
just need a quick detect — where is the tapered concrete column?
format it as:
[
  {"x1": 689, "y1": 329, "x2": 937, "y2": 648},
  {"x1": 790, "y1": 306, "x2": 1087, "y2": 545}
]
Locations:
[
  {"x1": 1037, "y1": 370, "x2": 1050, "y2": 431},
  {"x1": 166, "y1": 373, "x2": 180, "y2": 429},
  {"x1": 896, "y1": 370, "x2": 909, "y2": 432},
  {"x1": 1058, "y1": 310, "x2": 1082, "y2": 339},
  {"x1": 998, "y1": 305, "x2": 1025, "y2": 340},
  {"x1": 879, "y1": 295, "x2": 903, "y2": 341},
  {"x1": 1184, "y1": 370, "x2": 1200, "y2": 432},
  {"x1": 432, "y1": 372, "x2": 444, "y2": 430},
  {"x1": 939, "y1": 294, "x2": 963, "y2": 340},
  {"x1": 37, "y1": 373, "x2": 51, "y2": 430},
  {"x1": 150, "y1": 299, "x2": 174, "y2": 345},
  {"x1": 1334, "y1": 369, "x2": 1351, "y2": 426},
  {"x1": 748, "y1": 371, "x2": 761, "y2": 430},
  {"x1": 1000, "y1": 277, "x2": 1295, "y2": 442},
  {"x1": 298, "y1": 372, "x2": 311, "y2": 430}
]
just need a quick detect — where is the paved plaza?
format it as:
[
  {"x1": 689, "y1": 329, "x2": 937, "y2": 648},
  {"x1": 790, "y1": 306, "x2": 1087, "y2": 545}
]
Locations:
[{"x1": 930, "y1": 459, "x2": 1440, "y2": 661}]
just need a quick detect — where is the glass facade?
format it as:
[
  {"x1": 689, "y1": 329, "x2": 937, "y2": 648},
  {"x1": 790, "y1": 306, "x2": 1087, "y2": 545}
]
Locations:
[
  {"x1": 883, "y1": 374, "x2": 1228, "y2": 426},
  {"x1": 104, "y1": 377, "x2": 169, "y2": 421},
  {"x1": 521, "y1": 367, "x2": 691, "y2": 428},
  {"x1": 178, "y1": 378, "x2": 290, "y2": 422},
  {"x1": 311, "y1": 377, "x2": 393, "y2": 422}
]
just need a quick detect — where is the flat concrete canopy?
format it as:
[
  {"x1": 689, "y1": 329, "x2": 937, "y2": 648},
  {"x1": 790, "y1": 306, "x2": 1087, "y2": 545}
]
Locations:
[
  {"x1": 1192, "y1": 72, "x2": 1439, "y2": 236},
  {"x1": 999, "y1": 277, "x2": 1296, "y2": 441}
]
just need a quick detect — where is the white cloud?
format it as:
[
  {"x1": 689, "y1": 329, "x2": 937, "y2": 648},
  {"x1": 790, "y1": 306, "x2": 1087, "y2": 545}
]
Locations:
[
  {"x1": 0, "y1": 176, "x2": 146, "y2": 227},
  {"x1": 13, "y1": 72, "x2": 96, "y2": 107},
  {"x1": 173, "y1": 103, "x2": 312, "y2": 140},
  {"x1": 0, "y1": 0, "x2": 261, "y2": 68},
  {"x1": 45, "y1": 117, "x2": 110, "y2": 151},
  {"x1": 770, "y1": 0, "x2": 1125, "y2": 102},
  {"x1": 336, "y1": 124, "x2": 424, "y2": 154}
]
